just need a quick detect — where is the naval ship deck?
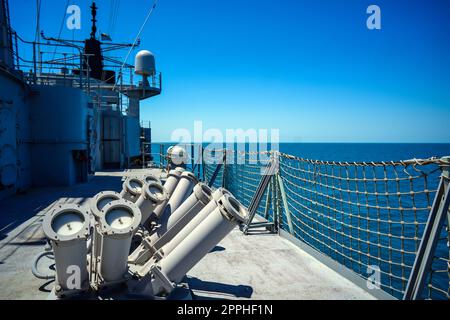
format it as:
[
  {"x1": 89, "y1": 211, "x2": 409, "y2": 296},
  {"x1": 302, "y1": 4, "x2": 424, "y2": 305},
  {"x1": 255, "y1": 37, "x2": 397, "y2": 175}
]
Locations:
[{"x1": 0, "y1": 169, "x2": 374, "y2": 300}]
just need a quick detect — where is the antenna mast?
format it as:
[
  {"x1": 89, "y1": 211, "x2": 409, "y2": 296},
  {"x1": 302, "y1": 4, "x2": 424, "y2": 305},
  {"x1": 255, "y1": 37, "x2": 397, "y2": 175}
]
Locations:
[{"x1": 90, "y1": 1, "x2": 98, "y2": 39}]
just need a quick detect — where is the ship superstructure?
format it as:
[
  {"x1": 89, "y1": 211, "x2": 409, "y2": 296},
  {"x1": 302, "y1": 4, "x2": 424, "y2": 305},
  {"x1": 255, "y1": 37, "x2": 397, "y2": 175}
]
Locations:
[{"x1": 0, "y1": 0, "x2": 160, "y2": 198}]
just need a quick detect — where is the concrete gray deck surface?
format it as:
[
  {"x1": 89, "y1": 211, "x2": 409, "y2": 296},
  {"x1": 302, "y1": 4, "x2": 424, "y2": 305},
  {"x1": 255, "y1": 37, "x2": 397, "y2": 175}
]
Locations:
[{"x1": 0, "y1": 169, "x2": 375, "y2": 300}]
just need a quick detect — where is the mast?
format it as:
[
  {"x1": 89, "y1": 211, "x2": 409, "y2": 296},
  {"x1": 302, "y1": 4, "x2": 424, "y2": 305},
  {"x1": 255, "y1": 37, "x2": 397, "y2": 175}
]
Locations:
[
  {"x1": 36, "y1": 0, "x2": 41, "y2": 74},
  {"x1": 84, "y1": 1, "x2": 104, "y2": 81},
  {"x1": 90, "y1": 1, "x2": 98, "y2": 39}
]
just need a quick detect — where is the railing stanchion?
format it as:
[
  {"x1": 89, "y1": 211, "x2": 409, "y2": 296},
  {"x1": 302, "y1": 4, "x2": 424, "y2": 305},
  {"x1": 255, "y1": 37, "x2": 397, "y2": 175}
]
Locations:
[
  {"x1": 276, "y1": 173, "x2": 294, "y2": 235},
  {"x1": 32, "y1": 42, "x2": 37, "y2": 84},
  {"x1": 404, "y1": 157, "x2": 450, "y2": 300}
]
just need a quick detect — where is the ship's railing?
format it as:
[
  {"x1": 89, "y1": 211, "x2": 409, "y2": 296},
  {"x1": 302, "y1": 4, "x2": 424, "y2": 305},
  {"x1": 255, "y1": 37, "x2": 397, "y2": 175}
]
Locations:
[
  {"x1": 5, "y1": 28, "x2": 162, "y2": 94},
  {"x1": 149, "y1": 143, "x2": 449, "y2": 299},
  {"x1": 202, "y1": 150, "x2": 450, "y2": 300}
]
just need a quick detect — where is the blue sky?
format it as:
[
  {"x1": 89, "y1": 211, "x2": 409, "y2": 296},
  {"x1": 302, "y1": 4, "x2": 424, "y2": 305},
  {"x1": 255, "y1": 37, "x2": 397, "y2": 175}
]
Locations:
[{"x1": 9, "y1": 0, "x2": 450, "y2": 142}]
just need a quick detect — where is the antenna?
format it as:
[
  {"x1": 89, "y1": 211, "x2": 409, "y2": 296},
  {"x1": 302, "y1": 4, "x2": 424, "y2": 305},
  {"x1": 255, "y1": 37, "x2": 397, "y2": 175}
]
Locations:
[{"x1": 90, "y1": 1, "x2": 98, "y2": 39}]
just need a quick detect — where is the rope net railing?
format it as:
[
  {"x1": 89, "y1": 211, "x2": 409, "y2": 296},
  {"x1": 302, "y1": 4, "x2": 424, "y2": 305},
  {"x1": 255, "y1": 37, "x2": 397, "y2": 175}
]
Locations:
[
  {"x1": 277, "y1": 153, "x2": 448, "y2": 299},
  {"x1": 203, "y1": 151, "x2": 449, "y2": 300}
]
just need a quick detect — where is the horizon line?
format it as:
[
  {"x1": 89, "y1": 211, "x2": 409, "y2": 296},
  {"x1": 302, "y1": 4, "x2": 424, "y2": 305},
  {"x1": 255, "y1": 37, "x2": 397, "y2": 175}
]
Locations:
[{"x1": 151, "y1": 141, "x2": 450, "y2": 144}]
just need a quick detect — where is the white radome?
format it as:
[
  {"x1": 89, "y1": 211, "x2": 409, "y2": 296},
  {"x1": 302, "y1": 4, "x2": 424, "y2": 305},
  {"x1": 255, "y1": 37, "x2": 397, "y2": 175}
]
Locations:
[{"x1": 134, "y1": 50, "x2": 156, "y2": 76}]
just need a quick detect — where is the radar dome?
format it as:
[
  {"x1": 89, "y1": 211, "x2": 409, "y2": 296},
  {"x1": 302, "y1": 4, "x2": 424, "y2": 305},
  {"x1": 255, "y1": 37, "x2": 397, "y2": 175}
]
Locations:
[{"x1": 135, "y1": 50, "x2": 156, "y2": 76}]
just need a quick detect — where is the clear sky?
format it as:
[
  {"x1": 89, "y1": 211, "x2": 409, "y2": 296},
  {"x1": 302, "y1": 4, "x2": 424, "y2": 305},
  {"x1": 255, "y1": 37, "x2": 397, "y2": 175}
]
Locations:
[{"x1": 9, "y1": 0, "x2": 450, "y2": 142}]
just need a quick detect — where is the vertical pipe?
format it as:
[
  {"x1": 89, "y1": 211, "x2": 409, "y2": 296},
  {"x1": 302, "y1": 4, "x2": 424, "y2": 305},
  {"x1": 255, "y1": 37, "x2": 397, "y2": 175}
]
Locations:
[
  {"x1": 90, "y1": 191, "x2": 121, "y2": 275},
  {"x1": 191, "y1": 144, "x2": 194, "y2": 172},
  {"x1": 442, "y1": 157, "x2": 450, "y2": 245},
  {"x1": 159, "y1": 144, "x2": 164, "y2": 168},
  {"x1": 42, "y1": 205, "x2": 91, "y2": 296},
  {"x1": 79, "y1": 53, "x2": 83, "y2": 89},
  {"x1": 98, "y1": 200, "x2": 141, "y2": 284},
  {"x1": 202, "y1": 146, "x2": 206, "y2": 182},
  {"x1": 32, "y1": 42, "x2": 37, "y2": 84}
]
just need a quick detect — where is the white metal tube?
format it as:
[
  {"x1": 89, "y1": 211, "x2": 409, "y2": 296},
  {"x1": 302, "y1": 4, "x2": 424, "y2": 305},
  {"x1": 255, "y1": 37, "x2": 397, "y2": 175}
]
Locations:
[
  {"x1": 135, "y1": 182, "x2": 168, "y2": 224},
  {"x1": 160, "y1": 188, "x2": 230, "y2": 256},
  {"x1": 153, "y1": 169, "x2": 182, "y2": 218},
  {"x1": 159, "y1": 171, "x2": 198, "y2": 222},
  {"x1": 163, "y1": 169, "x2": 183, "y2": 196},
  {"x1": 143, "y1": 173, "x2": 161, "y2": 185},
  {"x1": 90, "y1": 191, "x2": 121, "y2": 262},
  {"x1": 120, "y1": 177, "x2": 144, "y2": 203},
  {"x1": 149, "y1": 183, "x2": 212, "y2": 245},
  {"x1": 98, "y1": 200, "x2": 142, "y2": 284},
  {"x1": 156, "y1": 195, "x2": 248, "y2": 288},
  {"x1": 42, "y1": 204, "x2": 90, "y2": 295}
]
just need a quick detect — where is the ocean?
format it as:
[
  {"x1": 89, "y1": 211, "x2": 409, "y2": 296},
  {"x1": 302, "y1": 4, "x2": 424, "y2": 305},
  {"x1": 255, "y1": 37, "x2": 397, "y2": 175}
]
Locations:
[
  {"x1": 277, "y1": 143, "x2": 450, "y2": 162},
  {"x1": 152, "y1": 143, "x2": 450, "y2": 163}
]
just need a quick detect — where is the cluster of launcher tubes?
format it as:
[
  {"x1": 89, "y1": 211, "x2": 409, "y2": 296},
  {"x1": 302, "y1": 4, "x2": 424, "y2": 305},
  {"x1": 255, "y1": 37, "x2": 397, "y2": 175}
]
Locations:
[{"x1": 41, "y1": 166, "x2": 249, "y2": 299}]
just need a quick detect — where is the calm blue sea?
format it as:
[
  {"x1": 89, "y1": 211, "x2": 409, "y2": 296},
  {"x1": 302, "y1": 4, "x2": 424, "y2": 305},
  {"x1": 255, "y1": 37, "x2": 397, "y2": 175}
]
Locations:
[
  {"x1": 153, "y1": 143, "x2": 450, "y2": 163},
  {"x1": 278, "y1": 143, "x2": 450, "y2": 162}
]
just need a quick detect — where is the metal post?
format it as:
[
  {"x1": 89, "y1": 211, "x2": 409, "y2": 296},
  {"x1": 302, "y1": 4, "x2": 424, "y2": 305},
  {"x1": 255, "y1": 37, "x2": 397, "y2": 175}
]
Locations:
[
  {"x1": 191, "y1": 144, "x2": 195, "y2": 172},
  {"x1": 208, "y1": 151, "x2": 226, "y2": 188},
  {"x1": 241, "y1": 155, "x2": 279, "y2": 234},
  {"x1": 274, "y1": 174, "x2": 282, "y2": 231},
  {"x1": 39, "y1": 51, "x2": 43, "y2": 75},
  {"x1": 14, "y1": 31, "x2": 18, "y2": 68},
  {"x1": 79, "y1": 53, "x2": 83, "y2": 89},
  {"x1": 443, "y1": 156, "x2": 450, "y2": 230},
  {"x1": 222, "y1": 150, "x2": 227, "y2": 188},
  {"x1": 159, "y1": 144, "x2": 164, "y2": 168},
  {"x1": 130, "y1": 67, "x2": 133, "y2": 86},
  {"x1": 202, "y1": 146, "x2": 206, "y2": 182},
  {"x1": 197, "y1": 144, "x2": 202, "y2": 180},
  {"x1": 32, "y1": 42, "x2": 37, "y2": 84},
  {"x1": 263, "y1": 180, "x2": 271, "y2": 220},
  {"x1": 277, "y1": 173, "x2": 294, "y2": 234},
  {"x1": 403, "y1": 159, "x2": 450, "y2": 300},
  {"x1": 442, "y1": 157, "x2": 450, "y2": 265}
]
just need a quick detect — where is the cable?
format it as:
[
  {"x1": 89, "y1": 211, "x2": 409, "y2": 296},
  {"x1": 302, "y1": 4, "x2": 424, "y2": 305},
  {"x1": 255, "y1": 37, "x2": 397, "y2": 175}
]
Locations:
[
  {"x1": 109, "y1": 0, "x2": 120, "y2": 38},
  {"x1": 112, "y1": 0, "x2": 121, "y2": 38},
  {"x1": 112, "y1": 0, "x2": 159, "y2": 91},
  {"x1": 108, "y1": 0, "x2": 115, "y2": 34},
  {"x1": 50, "y1": 0, "x2": 71, "y2": 66},
  {"x1": 31, "y1": 251, "x2": 55, "y2": 280}
]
